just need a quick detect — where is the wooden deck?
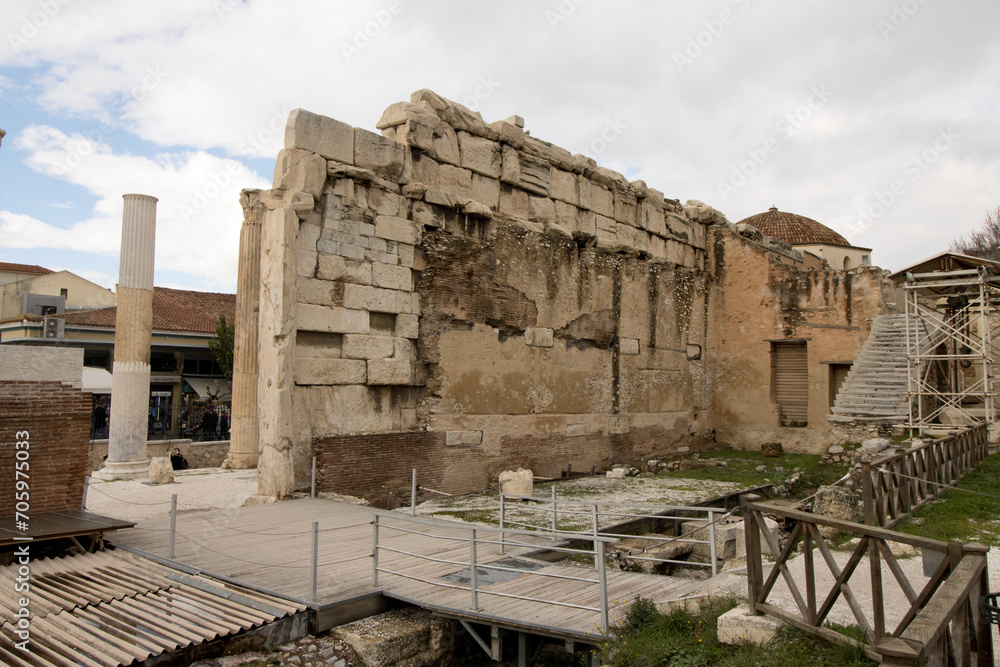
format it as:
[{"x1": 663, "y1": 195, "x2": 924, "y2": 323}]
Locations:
[
  {"x1": 0, "y1": 510, "x2": 134, "y2": 549},
  {"x1": 110, "y1": 497, "x2": 707, "y2": 640}
]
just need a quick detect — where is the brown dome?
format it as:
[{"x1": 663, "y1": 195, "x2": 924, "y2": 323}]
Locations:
[{"x1": 737, "y1": 207, "x2": 858, "y2": 248}]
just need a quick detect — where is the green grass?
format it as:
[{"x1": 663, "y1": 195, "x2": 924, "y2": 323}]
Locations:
[
  {"x1": 890, "y1": 451, "x2": 1000, "y2": 546},
  {"x1": 656, "y1": 450, "x2": 848, "y2": 500},
  {"x1": 599, "y1": 596, "x2": 877, "y2": 667}
]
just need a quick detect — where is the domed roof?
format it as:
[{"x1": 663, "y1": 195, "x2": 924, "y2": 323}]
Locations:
[{"x1": 737, "y1": 207, "x2": 860, "y2": 249}]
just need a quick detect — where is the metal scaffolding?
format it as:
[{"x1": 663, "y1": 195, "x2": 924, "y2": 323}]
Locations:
[{"x1": 903, "y1": 265, "x2": 1000, "y2": 433}]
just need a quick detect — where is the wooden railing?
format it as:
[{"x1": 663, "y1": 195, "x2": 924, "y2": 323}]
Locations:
[
  {"x1": 742, "y1": 494, "x2": 993, "y2": 666},
  {"x1": 860, "y1": 424, "x2": 989, "y2": 528}
]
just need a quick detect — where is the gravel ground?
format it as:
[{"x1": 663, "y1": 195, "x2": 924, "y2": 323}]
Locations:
[{"x1": 84, "y1": 467, "x2": 258, "y2": 523}]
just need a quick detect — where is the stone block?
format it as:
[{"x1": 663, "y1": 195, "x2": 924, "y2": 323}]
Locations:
[
  {"x1": 680, "y1": 519, "x2": 741, "y2": 559},
  {"x1": 343, "y1": 284, "x2": 404, "y2": 313},
  {"x1": 367, "y1": 358, "x2": 414, "y2": 385},
  {"x1": 372, "y1": 262, "x2": 413, "y2": 291},
  {"x1": 400, "y1": 408, "x2": 418, "y2": 429},
  {"x1": 608, "y1": 414, "x2": 630, "y2": 434},
  {"x1": 397, "y1": 243, "x2": 415, "y2": 268},
  {"x1": 549, "y1": 168, "x2": 578, "y2": 205},
  {"x1": 761, "y1": 442, "x2": 783, "y2": 457},
  {"x1": 735, "y1": 516, "x2": 781, "y2": 557},
  {"x1": 148, "y1": 457, "x2": 173, "y2": 484},
  {"x1": 395, "y1": 313, "x2": 419, "y2": 339},
  {"x1": 424, "y1": 187, "x2": 466, "y2": 209},
  {"x1": 500, "y1": 145, "x2": 549, "y2": 196},
  {"x1": 447, "y1": 430, "x2": 483, "y2": 446},
  {"x1": 525, "y1": 327, "x2": 554, "y2": 347},
  {"x1": 285, "y1": 108, "x2": 354, "y2": 164},
  {"x1": 471, "y1": 173, "x2": 500, "y2": 209},
  {"x1": 274, "y1": 148, "x2": 328, "y2": 198},
  {"x1": 606, "y1": 468, "x2": 627, "y2": 479},
  {"x1": 620, "y1": 337, "x2": 640, "y2": 355},
  {"x1": 498, "y1": 185, "x2": 530, "y2": 218},
  {"x1": 499, "y1": 468, "x2": 533, "y2": 496},
  {"x1": 577, "y1": 210, "x2": 597, "y2": 239},
  {"x1": 297, "y1": 277, "x2": 342, "y2": 306},
  {"x1": 458, "y1": 131, "x2": 501, "y2": 178},
  {"x1": 614, "y1": 189, "x2": 638, "y2": 226},
  {"x1": 298, "y1": 220, "x2": 321, "y2": 251},
  {"x1": 640, "y1": 200, "x2": 667, "y2": 236},
  {"x1": 354, "y1": 128, "x2": 404, "y2": 179},
  {"x1": 317, "y1": 255, "x2": 372, "y2": 285},
  {"x1": 393, "y1": 337, "x2": 414, "y2": 360},
  {"x1": 294, "y1": 358, "x2": 367, "y2": 385},
  {"x1": 297, "y1": 304, "x2": 369, "y2": 334},
  {"x1": 566, "y1": 423, "x2": 587, "y2": 437},
  {"x1": 553, "y1": 201, "x2": 578, "y2": 233},
  {"x1": 375, "y1": 216, "x2": 419, "y2": 245},
  {"x1": 528, "y1": 196, "x2": 555, "y2": 224},
  {"x1": 297, "y1": 249, "x2": 317, "y2": 278},
  {"x1": 717, "y1": 604, "x2": 784, "y2": 645},
  {"x1": 342, "y1": 334, "x2": 395, "y2": 360},
  {"x1": 589, "y1": 184, "x2": 614, "y2": 218}
]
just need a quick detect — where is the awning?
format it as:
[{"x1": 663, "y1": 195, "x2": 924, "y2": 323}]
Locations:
[
  {"x1": 81, "y1": 366, "x2": 113, "y2": 394},
  {"x1": 183, "y1": 377, "x2": 232, "y2": 402}
]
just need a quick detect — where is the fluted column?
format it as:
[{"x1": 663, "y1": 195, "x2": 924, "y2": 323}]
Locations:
[
  {"x1": 226, "y1": 189, "x2": 264, "y2": 468},
  {"x1": 98, "y1": 194, "x2": 157, "y2": 480}
]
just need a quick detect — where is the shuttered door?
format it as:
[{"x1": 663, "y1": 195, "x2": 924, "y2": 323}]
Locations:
[{"x1": 774, "y1": 342, "x2": 808, "y2": 426}]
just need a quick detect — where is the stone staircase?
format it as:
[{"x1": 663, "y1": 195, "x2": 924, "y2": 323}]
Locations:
[{"x1": 828, "y1": 314, "x2": 925, "y2": 422}]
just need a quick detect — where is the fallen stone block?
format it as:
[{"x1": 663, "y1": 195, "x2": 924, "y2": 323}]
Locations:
[
  {"x1": 717, "y1": 604, "x2": 784, "y2": 645},
  {"x1": 148, "y1": 457, "x2": 173, "y2": 484},
  {"x1": 499, "y1": 468, "x2": 533, "y2": 496},
  {"x1": 525, "y1": 327, "x2": 554, "y2": 347}
]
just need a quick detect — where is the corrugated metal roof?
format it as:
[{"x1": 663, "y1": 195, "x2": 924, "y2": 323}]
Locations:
[{"x1": 0, "y1": 549, "x2": 306, "y2": 666}]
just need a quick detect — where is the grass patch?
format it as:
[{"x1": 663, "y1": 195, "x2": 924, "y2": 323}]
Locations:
[
  {"x1": 656, "y1": 450, "x2": 847, "y2": 501},
  {"x1": 600, "y1": 596, "x2": 877, "y2": 667},
  {"x1": 891, "y1": 451, "x2": 1000, "y2": 546}
]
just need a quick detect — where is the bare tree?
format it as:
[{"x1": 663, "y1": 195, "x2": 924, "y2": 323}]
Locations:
[{"x1": 951, "y1": 207, "x2": 1000, "y2": 261}]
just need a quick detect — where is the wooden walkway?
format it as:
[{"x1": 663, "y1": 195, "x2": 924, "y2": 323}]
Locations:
[
  {"x1": 0, "y1": 510, "x2": 134, "y2": 549},
  {"x1": 110, "y1": 498, "x2": 707, "y2": 640}
]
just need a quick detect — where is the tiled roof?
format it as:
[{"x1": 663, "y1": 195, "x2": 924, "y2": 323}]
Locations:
[
  {"x1": 8, "y1": 287, "x2": 236, "y2": 333},
  {"x1": 0, "y1": 262, "x2": 52, "y2": 274},
  {"x1": 737, "y1": 207, "x2": 870, "y2": 250}
]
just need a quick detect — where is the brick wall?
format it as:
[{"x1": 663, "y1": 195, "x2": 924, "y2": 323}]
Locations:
[
  {"x1": 0, "y1": 381, "x2": 91, "y2": 517},
  {"x1": 314, "y1": 424, "x2": 709, "y2": 498}
]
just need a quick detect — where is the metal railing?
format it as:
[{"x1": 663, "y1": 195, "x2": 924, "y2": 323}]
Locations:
[
  {"x1": 742, "y1": 493, "x2": 993, "y2": 665},
  {"x1": 499, "y1": 491, "x2": 726, "y2": 576},
  {"x1": 371, "y1": 510, "x2": 619, "y2": 633}
]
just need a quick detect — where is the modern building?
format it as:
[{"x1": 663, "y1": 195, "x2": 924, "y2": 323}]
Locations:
[
  {"x1": 0, "y1": 286, "x2": 235, "y2": 439},
  {"x1": 0, "y1": 262, "x2": 116, "y2": 320},
  {"x1": 737, "y1": 207, "x2": 873, "y2": 270}
]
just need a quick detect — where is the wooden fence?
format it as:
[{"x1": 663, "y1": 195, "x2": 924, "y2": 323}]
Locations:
[
  {"x1": 860, "y1": 423, "x2": 990, "y2": 528},
  {"x1": 742, "y1": 494, "x2": 993, "y2": 666}
]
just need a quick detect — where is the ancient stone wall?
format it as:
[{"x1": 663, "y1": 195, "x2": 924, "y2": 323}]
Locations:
[
  {"x1": 254, "y1": 91, "x2": 722, "y2": 498},
  {"x1": 253, "y1": 90, "x2": 897, "y2": 498},
  {"x1": 705, "y1": 225, "x2": 903, "y2": 453}
]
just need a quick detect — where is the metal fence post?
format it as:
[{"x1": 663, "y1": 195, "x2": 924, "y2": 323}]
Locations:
[
  {"x1": 499, "y1": 493, "x2": 506, "y2": 554},
  {"x1": 411, "y1": 468, "x2": 417, "y2": 516},
  {"x1": 81, "y1": 475, "x2": 90, "y2": 510},
  {"x1": 470, "y1": 528, "x2": 479, "y2": 610},
  {"x1": 551, "y1": 485, "x2": 557, "y2": 532},
  {"x1": 597, "y1": 540, "x2": 609, "y2": 633},
  {"x1": 592, "y1": 504, "x2": 599, "y2": 547},
  {"x1": 372, "y1": 514, "x2": 380, "y2": 586},
  {"x1": 168, "y1": 494, "x2": 177, "y2": 559},
  {"x1": 708, "y1": 511, "x2": 718, "y2": 577},
  {"x1": 311, "y1": 456, "x2": 316, "y2": 499},
  {"x1": 311, "y1": 521, "x2": 319, "y2": 602}
]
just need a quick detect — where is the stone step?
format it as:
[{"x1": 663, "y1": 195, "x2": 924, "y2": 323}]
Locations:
[{"x1": 831, "y1": 406, "x2": 907, "y2": 416}]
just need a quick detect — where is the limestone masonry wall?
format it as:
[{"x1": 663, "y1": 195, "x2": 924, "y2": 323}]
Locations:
[{"x1": 255, "y1": 90, "x2": 896, "y2": 498}]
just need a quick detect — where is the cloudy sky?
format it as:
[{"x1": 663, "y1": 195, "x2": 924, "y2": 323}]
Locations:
[{"x1": 1, "y1": 0, "x2": 997, "y2": 293}]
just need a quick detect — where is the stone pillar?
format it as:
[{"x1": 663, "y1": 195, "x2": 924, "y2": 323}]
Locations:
[
  {"x1": 97, "y1": 194, "x2": 157, "y2": 480},
  {"x1": 225, "y1": 189, "x2": 264, "y2": 469}
]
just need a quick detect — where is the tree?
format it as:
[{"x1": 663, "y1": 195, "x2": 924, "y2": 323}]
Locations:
[
  {"x1": 951, "y1": 207, "x2": 1000, "y2": 261},
  {"x1": 208, "y1": 315, "x2": 235, "y2": 381}
]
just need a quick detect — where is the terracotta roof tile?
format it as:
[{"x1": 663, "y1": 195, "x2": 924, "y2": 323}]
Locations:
[
  {"x1": 10, "y1": 287, "x2": 236, "y2": 334},
  {"x1": 737, "y1": 207, "x2": 870, "y2": 251},
  {"x1": 0, "y1": 262, "x2": 53, "y2": 274}
]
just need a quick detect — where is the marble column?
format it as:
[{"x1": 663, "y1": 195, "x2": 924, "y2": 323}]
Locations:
[
  {"x1": 98, "y1": 194, "x2": 157, "y2": 480},
  {"x1": 225, "y1": 189, "x2": 264, "y2": 469}
]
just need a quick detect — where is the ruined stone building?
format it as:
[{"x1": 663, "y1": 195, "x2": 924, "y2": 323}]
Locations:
[{"x1": 238, "y1": 91, "x2": 901, "y2": 501}]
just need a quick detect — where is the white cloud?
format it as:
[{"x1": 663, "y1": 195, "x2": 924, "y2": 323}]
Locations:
[{"x1": 5, "y1": 124, "x2": 270, "y2": 290}]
